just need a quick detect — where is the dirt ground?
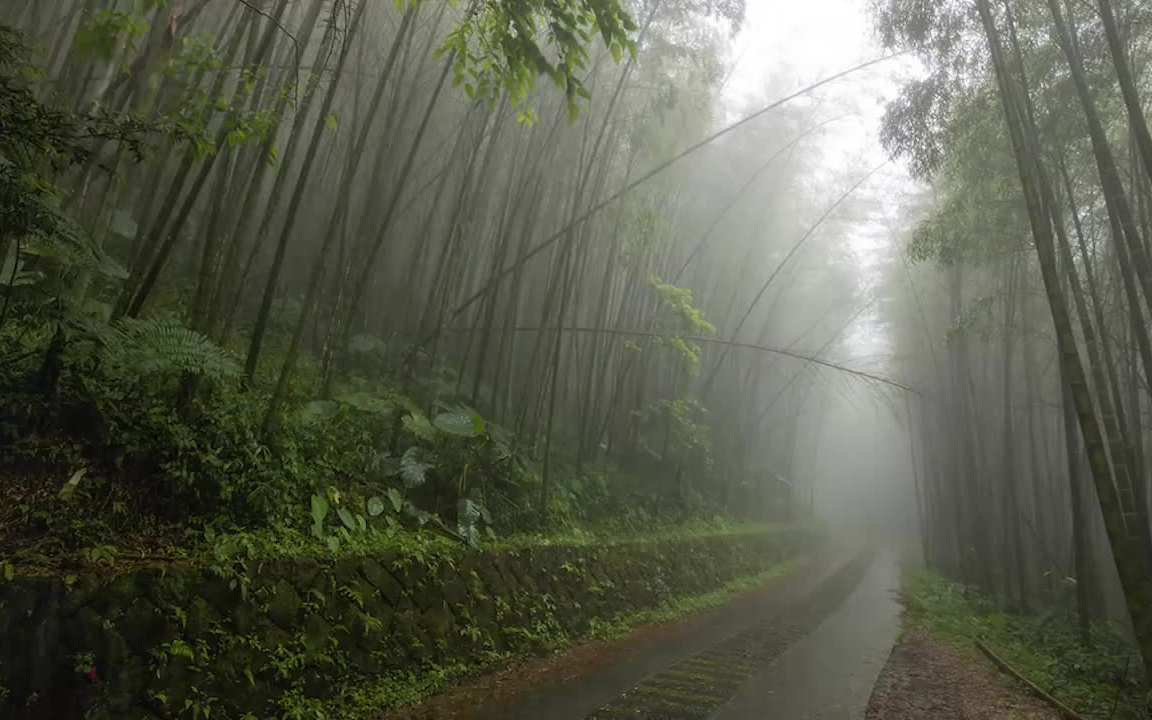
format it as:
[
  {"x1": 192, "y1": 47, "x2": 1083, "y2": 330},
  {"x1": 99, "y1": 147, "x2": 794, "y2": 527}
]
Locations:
[{"x1": 865, "y1": 629, "x2": 1063, "y2": 720}]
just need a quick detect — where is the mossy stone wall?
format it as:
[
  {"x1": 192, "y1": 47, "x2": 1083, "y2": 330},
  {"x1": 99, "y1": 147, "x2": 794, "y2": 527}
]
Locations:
[{"x1": 0, "y1": 527, "x2": 811, "y2": 719}]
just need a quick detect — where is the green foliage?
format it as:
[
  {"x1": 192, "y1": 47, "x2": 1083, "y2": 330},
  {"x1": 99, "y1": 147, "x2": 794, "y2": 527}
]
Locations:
[
  {"x1": 170, "y1": 32, "x2": 224, "y2": 79},
  {"x1": 72, "y1": 10, "x2": 148, "y2": 62},
  {"x1": 367, "y1": 496, "x2": 386, "y2": 517},
  {"x1": 399, "y1": 447, "x2": 431, "y2": 488},
  {"x1": 945, "y1": 295, "x2": 996, "y2": 343},
  {"x1": 432, "y1": 404, "x2": 486, "y2": 437},
  {"x1": 456, "y1": 497, "x2": 483, "y2": 547},
  {"x1": 619, "y1": 200, "x2": 660, "y2": 267},
  {"x1": 650, "y1": 276, "x2": 715, "y2": 375},
  {"x1": 401, "y1": 412, "x2": 436, "y2": 442},
  {"x1": 588, "y1": 559, "x2": 800, "y2": 640},
  {"x1": 657, "y1": 398, "x2": 711, "y2": 456},
  {"x1": 439, "y1": 0, "x2": 638, "y2": 123},
  {"x1": 496, "y1": 516, "x2": 786, "y2": 549},
  {"x1": 387, "y1": 487, "x2": 404, "y2": 513},
  {"x1": 0, "y1": 12, "x2": 742, "y2": 571},
  {"x1": 310, "y1": 493, "x2": 329, "y2": 539},
  {"x1": 652, "y1": 278, "x2": 715, "y2": 336},
  {"x1": 905, "y1": 572, "x2": 1148, "y2": 719},
  {"x1": 103, "y1": 316, "x2": 241, "y2": 381},
  {"x1": 0, "y1": 24, "x2": 191, "y2": 248}
]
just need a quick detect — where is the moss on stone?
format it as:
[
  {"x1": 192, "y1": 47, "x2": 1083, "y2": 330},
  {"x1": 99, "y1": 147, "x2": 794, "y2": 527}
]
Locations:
[{"x1": 0, "y1": 526, "x2": 813, "y2": 719}]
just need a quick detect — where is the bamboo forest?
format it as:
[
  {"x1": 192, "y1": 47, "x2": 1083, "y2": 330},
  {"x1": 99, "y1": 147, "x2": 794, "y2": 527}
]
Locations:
[{"x1": 6, "y1": 0, "x2": 1152, "y2": 717}]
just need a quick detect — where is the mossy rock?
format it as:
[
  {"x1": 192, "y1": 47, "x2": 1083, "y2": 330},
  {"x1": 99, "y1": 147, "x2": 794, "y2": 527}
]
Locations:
[
  {"x1": 267, "y1": 578, "x2": 303, "y2": 631},
  {"x1": 484, "y1": 555, "x2": 517, "y2": 597},
  {"x1": 420, "y1": 601, "x2": 456, "y2": 646},
  {"x1": 292, "y1": 557, "x2": 324, "y2": 589},
  {"x1": 360, "y1": 560, "x2": 404, "y2": 606},
  {"x1": 119, "y1": 598, "x2": 167, "y2": 656},
  {"x1": 387, "y1": 558, "x2": 428, "y2": 595},
  {"x1": 181, "y1": 596, "x2": 217, "y2": 639},
  {"x1": 230, "y1": 597, "x2": 266, "y2": 635},
  {"x1": 436, "y1": 564, "x2": 470, "y2": 608},
  {"x1": 198, "y1": 572, "x2": 240, "y2": 617},
  {"x1": 302, "y1": 612, "x2": 335, "y2": 659}
]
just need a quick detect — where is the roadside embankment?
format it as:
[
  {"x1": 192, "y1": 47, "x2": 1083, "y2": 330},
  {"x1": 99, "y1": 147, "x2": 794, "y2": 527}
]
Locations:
[{"x1": 0, "y1": 524, "x2": 817, "y2": 719}]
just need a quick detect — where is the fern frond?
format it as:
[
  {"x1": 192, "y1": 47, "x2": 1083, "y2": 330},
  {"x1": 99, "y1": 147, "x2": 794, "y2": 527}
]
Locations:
[{"x1": 102, "y1": 316, "x2": 240, "y2": 381}]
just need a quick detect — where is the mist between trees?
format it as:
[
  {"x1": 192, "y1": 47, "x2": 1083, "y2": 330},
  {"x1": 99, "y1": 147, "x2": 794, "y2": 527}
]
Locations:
[
  {"x1": 7, "y1": 0, "x2": 1152, "y2": 702},
  {"x1": 1, "y1": 0, "x2": 893, "y2": 566},
  {"x1": 874, "y1": 0, "x2": 1152, "y2": 691}
]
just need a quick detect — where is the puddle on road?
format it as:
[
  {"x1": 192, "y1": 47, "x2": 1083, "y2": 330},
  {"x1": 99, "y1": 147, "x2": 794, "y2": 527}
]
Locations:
[{"x1": 583, "y1": 551, "x2": 876, "y2": 720}]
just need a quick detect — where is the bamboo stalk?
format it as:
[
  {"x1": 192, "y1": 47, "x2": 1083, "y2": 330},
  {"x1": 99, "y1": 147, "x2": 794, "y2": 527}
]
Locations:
[{"x1": 974, "y1": 639, "x2": 1086, "y2": 720}]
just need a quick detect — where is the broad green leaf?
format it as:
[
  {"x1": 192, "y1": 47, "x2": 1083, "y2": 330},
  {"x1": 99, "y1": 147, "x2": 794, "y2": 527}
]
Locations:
[
  {"x1": 457, "y1": 498, "x2": 482, "y2": 548},
  {"x1": 337, "y1": 507, "x2": 357, "y2": 532},
  {"x1": 402, "y1": 412, "x2": 436, "y2": 441},
  {"x1": 400, "y1": 447, "x2": 431, "y2": 488},
  {"x1": 367, "y1": 497, "x2": 385, "y2": 517},
  {"x1": 96, "y1": 253, "x2": 129, "y2": 280},
  {"x1": 387, "y1": 488, "x2": 403, "y2": 513},
  {"x1": 59, "y1": 467, "x2": 87, "y2": 501},
  {"x1": 310, "y1": 493, "x2": 329, "y2": 527},
  {"x1": 458, "y1": 498, "x2": 482, "y2": 525},
  {"x1": 432, "y1": 406, "x2": 485, "y2": 437}
]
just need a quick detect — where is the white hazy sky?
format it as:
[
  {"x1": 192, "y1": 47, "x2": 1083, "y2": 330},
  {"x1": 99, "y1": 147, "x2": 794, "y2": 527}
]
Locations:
[
  {"x1": 719, "y1": 0, "x2": 922, "y2": 370},
  {"x1": 723, "y1": 0, "x2": 881, "y2": 102},
  {"x1": 711, "y1": 1, "x2": 926, "y2": 522}
]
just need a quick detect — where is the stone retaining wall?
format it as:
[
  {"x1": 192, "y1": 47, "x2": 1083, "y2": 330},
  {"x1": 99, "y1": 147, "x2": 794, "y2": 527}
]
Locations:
[{"x1": 0, "y1": 527, "x2": 812, "y2": 719}]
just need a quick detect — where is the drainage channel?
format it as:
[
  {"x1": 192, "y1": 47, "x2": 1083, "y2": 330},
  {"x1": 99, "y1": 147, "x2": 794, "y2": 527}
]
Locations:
[{"x1": 583, "y1": 550, "x2": 875, "y2": 720}]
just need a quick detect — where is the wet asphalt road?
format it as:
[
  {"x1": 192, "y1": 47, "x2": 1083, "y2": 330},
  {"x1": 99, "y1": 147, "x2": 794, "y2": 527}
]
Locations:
[
  {"x1": 714, "y1": 548, "x2": 901, "y2": 719},
  {"x1": 476, "y1": 547, "x2": 901, "y2": 720}
]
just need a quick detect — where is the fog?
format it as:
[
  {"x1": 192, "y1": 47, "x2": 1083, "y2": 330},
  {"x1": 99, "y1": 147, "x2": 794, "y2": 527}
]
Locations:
[{"x1": 6, "y1": 0, "x2": 1152, "y2": 714}]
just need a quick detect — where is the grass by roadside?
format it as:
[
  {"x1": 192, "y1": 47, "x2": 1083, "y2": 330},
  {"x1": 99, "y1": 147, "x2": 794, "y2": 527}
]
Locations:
[
  {"x1": 492, "y1": 517, "x2": 810, "y2": 550},
  {"x1": 585, "y1": 557, "x2": 806, "y2": 640},
  {"x1": 902, "y1": 572, "x2": 1148, "y2": 719},
  {"x1": 0, "y1": 516, "x2": 809, "y2": 581}
]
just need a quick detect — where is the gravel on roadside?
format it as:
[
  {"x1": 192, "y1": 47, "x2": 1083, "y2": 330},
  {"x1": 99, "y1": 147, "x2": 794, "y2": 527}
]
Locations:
[{"x1": 865, "y1": 628, "x2": 1062, "y2": 720}]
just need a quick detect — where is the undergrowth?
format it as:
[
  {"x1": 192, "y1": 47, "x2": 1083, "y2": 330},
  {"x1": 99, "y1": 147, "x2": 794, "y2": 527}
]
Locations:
[
  {"x1": 587, "y1": 557, "x2": 804, "y2": 641},
  {"x1": 493, "y1": 516, "x2": 797, "y2": 550},
  {"x1": 0, "y1": 308, "x2": 744, "y2": 575},
  {"x1": 904, "y1": 572, "x2": 1149, "y2": 719}
]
